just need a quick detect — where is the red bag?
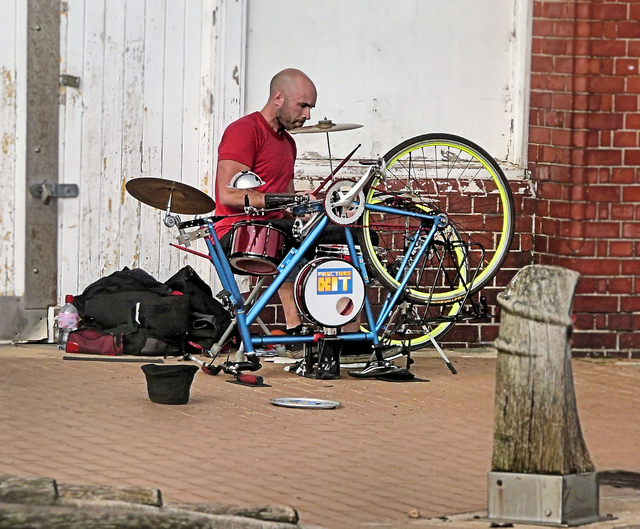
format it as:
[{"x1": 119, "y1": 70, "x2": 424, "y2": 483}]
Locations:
[{"x1": 66, "y1": 330, "x2": 124, "y2": 356}]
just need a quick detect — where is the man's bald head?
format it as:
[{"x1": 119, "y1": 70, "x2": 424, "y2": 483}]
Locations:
[
  {"x1": 269, "y1": 68, "x2": 316, "y2": 99},
  {"x1": 262, "y1": 68, "x2": 317, "y2": 131}
]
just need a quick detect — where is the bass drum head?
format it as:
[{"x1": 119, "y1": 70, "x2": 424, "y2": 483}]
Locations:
[{"x1": 294, "y1": 258, "x2": 365, "y2": 328}]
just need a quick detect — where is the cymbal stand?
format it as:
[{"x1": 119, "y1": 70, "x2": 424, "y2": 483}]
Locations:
[{"x1": 325, "y1": 132, "x2": 334, "y2": 175}]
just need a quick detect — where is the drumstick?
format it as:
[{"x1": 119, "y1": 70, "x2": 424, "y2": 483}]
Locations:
[
  {"x1": 312, "y1": 144, "x2": 361, "y2": 196},
  {"x1": 170, "y1": 243, "x2": 213, "y2": 261}
]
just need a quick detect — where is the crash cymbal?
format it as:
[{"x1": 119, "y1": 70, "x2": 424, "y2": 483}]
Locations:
[
  {"x1": 126, "y1": 177, "x2": 216, "y2": 215},
  {"x1": 289, "y1": 118, "x2": 363, "y2": 134}
]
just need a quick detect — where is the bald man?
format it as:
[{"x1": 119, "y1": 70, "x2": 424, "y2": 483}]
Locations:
[{"x1": 213, "y1": 68, "x2": 317, "y2": 341}]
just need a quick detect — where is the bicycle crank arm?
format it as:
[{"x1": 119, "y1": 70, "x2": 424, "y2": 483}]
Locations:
[{"x1": 332, "y1": 162, "x2": 382, "y2": 208}]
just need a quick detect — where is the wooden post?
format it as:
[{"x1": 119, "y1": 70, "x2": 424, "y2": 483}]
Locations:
[{"x1": 488, "y1": 265, "x2": 599, "y2": 526}]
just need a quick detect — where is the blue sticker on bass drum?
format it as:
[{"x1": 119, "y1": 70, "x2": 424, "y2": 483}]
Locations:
[{"x1": 316, "y1": 268, "x2": 353, "y2": 295}]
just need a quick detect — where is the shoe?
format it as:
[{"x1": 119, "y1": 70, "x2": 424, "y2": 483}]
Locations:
[
  {"x1": 283, "y1": 325, "x2": 310, "y2": 359},
  {"x1": 285, "y1": 343, "x2": 305, "y2": 359},
  {"x1": 348, "y1": 361, "x2": 402, "y2": 378}
]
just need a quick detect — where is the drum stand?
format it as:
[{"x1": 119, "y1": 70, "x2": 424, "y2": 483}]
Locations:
[{"x1": 287, "y1": 327, "x2": 342, "y2": 380}]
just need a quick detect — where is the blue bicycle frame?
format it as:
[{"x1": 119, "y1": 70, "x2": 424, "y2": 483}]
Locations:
[{"x1": 204, "y1": 203, "x2": 447, "y2": 354}]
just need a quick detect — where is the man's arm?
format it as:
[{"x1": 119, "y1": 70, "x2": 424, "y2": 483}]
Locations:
[
  {"x1": 216, "y1": 159, "x2": 268, "y2": 209},
  {"x1": 217, "y1": 159, "x2": 310, "y2": 210}
]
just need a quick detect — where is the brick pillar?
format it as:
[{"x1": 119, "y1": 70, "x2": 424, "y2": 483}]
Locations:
[{"x1": 529, "y1": 0, "x2": 640, "y2": 357}]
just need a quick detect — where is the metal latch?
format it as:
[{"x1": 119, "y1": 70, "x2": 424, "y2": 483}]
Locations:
[
  {"x1": 30, "y1": 181, "x2": 79, "y2": 205},
  {"x1": 59, "y1": 74, "x2": 80, "y2": 88}
]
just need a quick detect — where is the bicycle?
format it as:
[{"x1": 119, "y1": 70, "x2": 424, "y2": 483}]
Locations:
[
  {"x1": 126, "y1": 133, "x2": 515, "y2": 380},
  {"x1": 352, "y1": 133, "x2": 515, "y2": 353}
]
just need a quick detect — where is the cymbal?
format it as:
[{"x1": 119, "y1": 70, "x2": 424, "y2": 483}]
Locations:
[
  {"x1": 289, "y1": 118, "x2": 363, "y2": 134},
  {"x1": 126, "y1": 177, "x2": 216, "y2": 215}
]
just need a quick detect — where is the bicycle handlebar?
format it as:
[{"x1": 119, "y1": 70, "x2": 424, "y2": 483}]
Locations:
[
  {"x1": 264, "y1": 193, "x2": 298, "y2": 209},
  {"x1": 236, "y1": 373, "x2": 264, "y2": 385}
]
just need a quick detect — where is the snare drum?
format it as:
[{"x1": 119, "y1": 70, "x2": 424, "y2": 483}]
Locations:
[
  {"x1": 315, "y1": 243, "x2": 385, "y2": 267},
  {"x1": 229, "y1": 221, "x2": 287, "y2": 276},
  {"x1": 315, "y1": 243, "x2": 358, "y2": 263},
  {"x1": 294, "y1": 257, "x2": 365, "y2": 327}
]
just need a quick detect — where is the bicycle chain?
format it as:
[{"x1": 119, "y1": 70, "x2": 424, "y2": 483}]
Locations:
[{"x1": 323, "y1": 182, "x2": 441, "y2": 232}]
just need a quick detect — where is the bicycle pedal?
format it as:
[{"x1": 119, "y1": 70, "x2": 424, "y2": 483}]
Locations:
[
  {"x1": 347, "y1": 363, "x2": 400, "y2": 378},
  {"x1": 375, "y1": 368, "x2": 415, "y2": 382}
]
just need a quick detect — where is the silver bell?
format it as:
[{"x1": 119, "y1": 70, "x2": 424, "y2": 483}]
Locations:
[{"x1": 228, "y1": 170, "x2": 265, "y2": 189}]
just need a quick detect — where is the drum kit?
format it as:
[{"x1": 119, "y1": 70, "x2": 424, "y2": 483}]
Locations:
[
  {"x1": 122, "y1": 118, "x2": 491, "y2": 383},
  {"x1": 125, "y1": 118, "x2": 366, "y2": 331}
]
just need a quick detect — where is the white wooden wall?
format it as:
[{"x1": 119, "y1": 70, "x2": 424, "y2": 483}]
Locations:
[
  {"x1": 58, "y1": 0, "x2": 246, "y2": 298},
  {"x1": 0, "y1": 0, "x2": 27, "y2": 297},
  {"x1": 245, "y1": 0, "x2": 531, "y2": 173}
]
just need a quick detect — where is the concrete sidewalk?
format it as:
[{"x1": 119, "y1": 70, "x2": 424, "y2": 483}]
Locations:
[{"x1": 0, "y1": 343, "x2": 639, "y2": 528}]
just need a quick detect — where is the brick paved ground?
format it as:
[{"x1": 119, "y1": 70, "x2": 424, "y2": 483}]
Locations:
[{"x1": 0, "y1": 344, "x2": 639, "y2": 528}]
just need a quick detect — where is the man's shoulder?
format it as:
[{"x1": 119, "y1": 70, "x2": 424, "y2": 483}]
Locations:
[
  {"x1": 226, "y1": 112, "x2": 262, "y2": 132},
  {"x1": 220, "y1": 113, "x2": 261, "y2": 150},
  {"x1": 222, "y1": 112, "x2": 272, "y2": 147}
]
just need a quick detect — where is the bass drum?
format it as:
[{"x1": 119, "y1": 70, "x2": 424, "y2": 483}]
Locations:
[{"x1": 294, "y1": 258, "x2": 365, "y2": 328}]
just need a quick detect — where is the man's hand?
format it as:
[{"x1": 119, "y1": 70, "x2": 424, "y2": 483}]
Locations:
[{"x1": 294, "y1": 192, "x2": 317, "y2": 221}]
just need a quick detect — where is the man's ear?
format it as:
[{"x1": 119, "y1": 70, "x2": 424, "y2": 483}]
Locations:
[{"x1": 273, "y1": 90, "x2": 284, "y2": 107}]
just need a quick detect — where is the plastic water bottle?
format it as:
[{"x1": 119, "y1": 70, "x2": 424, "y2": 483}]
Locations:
[{"x1": 57, "y1": 294, "x2": 79, "y2": 350}]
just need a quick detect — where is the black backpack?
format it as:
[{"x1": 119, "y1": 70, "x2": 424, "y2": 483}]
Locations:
[{"x1": 74, "y1": 266, "x2": 230, "y2": 355}]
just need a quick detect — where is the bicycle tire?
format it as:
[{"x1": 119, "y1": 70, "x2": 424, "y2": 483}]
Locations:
[{"x1": 359, "y1": 133, "x2": 515, "y2": 304}]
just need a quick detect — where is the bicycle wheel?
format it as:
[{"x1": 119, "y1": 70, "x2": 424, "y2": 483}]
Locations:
[{"x1": 359, "y1": 133, "x2": 515, "y2": 304}]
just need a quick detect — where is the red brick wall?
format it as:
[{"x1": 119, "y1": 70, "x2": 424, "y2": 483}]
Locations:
[{"x1": 528, "y1": 0, "x2": 640, "y2": 357}]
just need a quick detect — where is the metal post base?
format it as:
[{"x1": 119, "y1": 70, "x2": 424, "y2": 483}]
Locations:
[{"x1": 488, "y1": 471, "x2": 600, "y2": 526}]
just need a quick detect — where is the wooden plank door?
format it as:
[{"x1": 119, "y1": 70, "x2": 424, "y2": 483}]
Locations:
[{"x1": 58, "y1": 0, "x2": 246, "y2": 298}]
